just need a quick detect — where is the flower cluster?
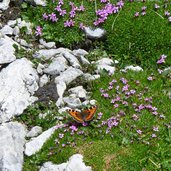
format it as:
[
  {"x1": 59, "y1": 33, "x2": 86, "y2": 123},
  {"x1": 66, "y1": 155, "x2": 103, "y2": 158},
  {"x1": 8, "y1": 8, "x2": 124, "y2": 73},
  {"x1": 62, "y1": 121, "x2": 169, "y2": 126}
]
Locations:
[{"x1": 94, "y1": 1, "x2": 124, "y2": 26}]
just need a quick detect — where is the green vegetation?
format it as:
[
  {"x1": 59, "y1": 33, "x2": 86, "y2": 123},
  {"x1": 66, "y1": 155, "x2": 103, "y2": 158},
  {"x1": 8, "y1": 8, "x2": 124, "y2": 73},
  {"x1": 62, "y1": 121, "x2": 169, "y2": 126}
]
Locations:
[{"x1": 18, "y1": 0, "x2": 171, "y2": 170}]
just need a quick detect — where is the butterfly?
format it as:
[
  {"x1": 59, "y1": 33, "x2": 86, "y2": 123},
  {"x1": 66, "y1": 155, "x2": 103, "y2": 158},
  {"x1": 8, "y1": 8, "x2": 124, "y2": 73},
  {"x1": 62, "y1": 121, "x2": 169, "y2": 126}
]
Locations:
[{"x1": 67, "y1": 106, "x2": 97, "y2": 123}]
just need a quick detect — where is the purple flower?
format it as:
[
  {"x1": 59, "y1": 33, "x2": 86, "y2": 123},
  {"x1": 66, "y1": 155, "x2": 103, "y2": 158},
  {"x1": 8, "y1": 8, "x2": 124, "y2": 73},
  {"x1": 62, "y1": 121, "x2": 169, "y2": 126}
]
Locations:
[
  {"x1": 102, "y1": 93, "x2": 109, "y2": 98},
  {"x1": 132, "y1": 114, "x2": 139, "y2": 121},
  {"x1": 70, "y1": 125, "x2": 78, "y2": 132},
  {"x1": 153, "y1": 126, "x2": 159, "y2": 132},
  {"x1": 122, "y1": 84, "x2": 129, "y2": 91},
  {"x1": 82, "y1": 122, "x2": 88, "y2": 126},
  {"x1": 157, "y1": 54, "x2": 167, "y2": 64},
  {"x1": 154, "y1": 4, "x2": 160, "y2": 10},
  {"x1": 59, "y1": 10, "x2": 66, "y2": 16},
  {"x1": 97, "y1": 112, "x2": 103, "y2": 119},
  {"x1": 141, "y1": 11, "x2": 146, "y2": 16},
  {"x1": 142, "y1": 6, "x2": 147, "y2": 11},
  {"x1": 158, "y1": 69, "x2": 163, "y2": 74},
  {"x1": 62, "y1": 143, "x2": 66, "y2": 147},
  {"x1": 101, "y1": 0, "x2": 108, "y2": 3},
  {"x1": 70, "y1": 10, "x2": 76, "y2": 18},
  {"x1": 55, "y1": 5, "x2": 62, "y2": 12},
  {"x1": 35, "y1": 26, "x2": 42, "y2": 36},
  {"x1": 49, "y1": 13, "x2": 58, "y2": 22},
  {"x1": 114, "y1": 103, "x2": 119, "y2": 108},
  {"x1": 137, "y1": 129, "x2": 142, "y2": 135},
  {"x1": 165, "y1": 11, "x2": 170, "y2": 17},
  {"x1": 64, "y1": 19, "x2": 75, "y2": 27},
  {"x1": 79, "y1": 23, "x2": 85, "y2": 30},
  {"x1": 147, "y1": 76, "x2": 153, "y2": 81},
  {"x1": 117, "y1": 1, "x2": 124, "y2": 9},
  {"x1": 79, "y1": 5, "x2": 85, "y2": 11},
  {"x1": 58, "y1": 0, "x2": 64, "y2": 5},
  {"x1": 59, "y1": 133, "x2": 64, "y2": 139},
  {"x1": 151, "y1": 134, "x2": 157, "y2": 138},
  {"x1": 120, "y1": 77, "x2": 128, "y2": 84},
  {"x1": 134, "y1": 12, "x2": 139, "y2": 17},
  {"x1": 42, "y1": 13, "x2": 48, "y2": 20},
  {"x1": 168, "y1": 17, "x2": 171, "y2": 22}
]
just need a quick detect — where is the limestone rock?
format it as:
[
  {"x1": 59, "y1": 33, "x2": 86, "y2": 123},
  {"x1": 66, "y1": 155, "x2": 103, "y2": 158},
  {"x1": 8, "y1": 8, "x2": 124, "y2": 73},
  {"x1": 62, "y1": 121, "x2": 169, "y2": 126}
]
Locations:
[
  {"x1": 0, "y1": 35, "x2": 18, "y2": 64},
  {"x1": 55, "y1": 67, "x2": 83, "y2": 85},
  {"x1": 0, "y1": 58, "x2": 39, "y2": 123},
  {"x1": 0, "y1": 122, "x2": 26, "y2": 171},
  {"x1": 0, "y1": 0, "x2": 10, "y2": 10},
  {"x1": 26, "y1": 126, "x2": 43, "y2": 138},
  {"x1": 39, "y1": 154, "x2": 92, "y2": 171},
  {"x1": 25, "y1": 126, "x2": 57, "y2": 156}
]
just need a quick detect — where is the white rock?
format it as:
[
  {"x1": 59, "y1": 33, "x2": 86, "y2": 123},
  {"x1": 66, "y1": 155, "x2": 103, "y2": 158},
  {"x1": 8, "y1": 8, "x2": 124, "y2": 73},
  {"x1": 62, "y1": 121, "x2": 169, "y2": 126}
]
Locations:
[
  {"x1": 123, "y1": 65, "x2": 143, "y2": 72},
  {"x1": 0, "y1": 122, "x2": 26, "y2": 171},
  {"x1": 25, "y1": 126, "x2": 57, "y2": 156},
  {"x1": 0, "y1": 0, "x2": 10, "y2": 10},
  {"x1": 26, "y1": 126, "x2": 43, "y2": 138},
  {"x1": 37, "y1": 63, "x2": 45, "y2": 75},
  {"x1": 39, "y1": 74, "x2": 49, "y2": 87},
  {"x1": 13, "y1": 26, "x2": 20, "y2": 36},
  {"x1": 90, "y1": 99, "x2": 97, "y2": 105},
  {"x1": 79, "y1": 55, "x2": 90, "y2": 65},
  {"x1": 63, "y1": 95, "x2": 82, "y2": 108},
  {"x1": 83, "y1": 73, "x2": 100, "y2": 81},
  {"x1": 62, "y1": 51, "x2": 81, "y2": 68},
  {"x1": 0, "y1": 35, "x2": 18, "y2": 64},
  {"x1": 39, "y1": 154, "x2": 92, "y2": 171},
  {"x1": 20, "y1": 39, "x2": 32, "y2": 48},
  {"x1": 0, "y1": 58, "x2": 39, "y2": 123},
  {"x1": 1, "y1": 25, "x2": 14, "y2": 35},
  {"x1": 72, "y1": 49, "x2": 88, "y2": 57},
  {"x1": 34, "y1": 48, "x2": 71, "y2": 59},
  {"x1": 55, "y1": 67, "x2": 83, "y2": 85},
  {"x1": 17, "y1": 20, "x2": 33, "y2": 35},
  {"x1": 68, "y1": 86, "x2": 87, "y2": 99},
  {"x1": 95, "y1": 58, "x2": 114, "y2": 66},
  {"x1": 34, "y1": 0, "x2": 47, "y2": 6},
  {"x1": 96, "y1": 64, "x2": 116, "y2": 75},
  {"x1": 56, "y1": 81, "x2": 66, "y2": 98},
  {"x1": 58, "y1": 107, "x2": 70, "y2": 114},
  {"x1": 7, "y1": 20, "x2": 17, "y2": 27},
  {"x1": 84, "y1": 27, "x2": 106, "y2": 39},
  {"x1": 39, "y1": 39, "x2": 56, "y2": 49},
  {"x1": 43, "y1": 57, "x2": 68, "y2": 75}
]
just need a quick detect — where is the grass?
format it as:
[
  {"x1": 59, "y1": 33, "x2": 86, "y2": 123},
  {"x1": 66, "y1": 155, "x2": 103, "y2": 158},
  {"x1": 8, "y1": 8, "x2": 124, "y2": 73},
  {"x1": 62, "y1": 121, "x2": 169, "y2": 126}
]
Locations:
[
  {"x1": 22, "y1": 69, "x2": 171, "y2": 171},
  {"x1": 21, "y1": 0, "x2": 171, "y2": 69},
  {"x1": 16, "y1": 0, "x2": 171, "y2": 170}
]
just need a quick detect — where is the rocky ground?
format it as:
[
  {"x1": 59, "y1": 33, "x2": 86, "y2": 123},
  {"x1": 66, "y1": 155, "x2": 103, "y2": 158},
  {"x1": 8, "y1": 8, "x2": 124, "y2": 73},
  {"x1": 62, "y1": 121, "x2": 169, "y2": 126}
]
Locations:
[{"x1": 0, "y1": 1, "x2": 145, "y2": 171}]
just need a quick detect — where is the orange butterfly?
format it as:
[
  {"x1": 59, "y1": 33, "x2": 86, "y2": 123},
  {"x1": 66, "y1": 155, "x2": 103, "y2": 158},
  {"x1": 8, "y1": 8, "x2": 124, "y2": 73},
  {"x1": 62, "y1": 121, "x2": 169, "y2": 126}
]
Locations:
[{"x1": 67, "y1": 106, "x2": 97, "y2": 123}]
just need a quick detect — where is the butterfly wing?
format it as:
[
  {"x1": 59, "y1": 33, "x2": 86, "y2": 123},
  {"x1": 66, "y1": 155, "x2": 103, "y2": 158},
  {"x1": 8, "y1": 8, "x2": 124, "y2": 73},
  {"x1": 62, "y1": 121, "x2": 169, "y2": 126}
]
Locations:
[
  {"x1": 67, "y1": 109, "x2": 84, "y2": 123},
  {"x1": 82, "y1": 106, "x2": 97, "y2": 122}
]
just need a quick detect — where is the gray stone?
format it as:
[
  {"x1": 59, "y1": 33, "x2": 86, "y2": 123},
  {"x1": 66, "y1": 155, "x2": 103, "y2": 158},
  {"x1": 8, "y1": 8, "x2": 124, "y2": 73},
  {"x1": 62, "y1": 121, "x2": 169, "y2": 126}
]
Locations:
[
  {"x1": 13, "y1": 26, "x2": 20, "y2": 36},
  {"x1": 0, "y1": 58, "x2": 39, "y2": 123},
  {"x1": 26, "y1": 126, "x2": 43, "y2": 138},
  {"x1": 34, "y1": 0, "x2": 46, "y2": 6},
  {"x1": 55, "y1": 67, "x2": 83, "y2": 85},
  {"x1": 33, "y1": 48, "x2": 71, "y2": 59},
  {"x1": 84, "y1": 27, "x2": 106, "y2": 40},
  {"x1": 96, "y1": 64, "x2": 116, "y2": 75},
  {"x1": 39, "y1": 39, "x2": 56, "y2": 49},
  {"x1": 43, "y1": 57, "x2": 68, "y2": 76},
  {"x1": 63, "y1": 95, "x2": 82, "y2": 108},
  {"x1": 0, "y1": 122, "x2": 26, "y2": 171},
  {"x1": 123, "y1": 65, "x2": 143, "y2": 72},
  {"x1": 7, "y1": 20, "x2": 17, "y2": 27},
  {"x1": 0, "y1": 35, "x2": 18, "y2": 64},
  {"x1": 25, "y1": 126, "x2": 57, "y2": 156},
  {"x1": 62, "y1": 51, "x2": 81, "y2": 68},
  {"x1": 72, "y1": 49, "x2": 89, "y2": 57},
  {"x1": 39, "y1": 74, "x2": 49, "y2": 87},
  {"x1": 17, "y1": 20, "x2": 33, "y2": 35},
  {"x1": 68, "y1": 86, "x2": 87, "y2": 99},
  {"x1": 39, "y1": 154, "x2": 92, "y2": 171},
  {"x1": 1, "y1": 25, "x2": 13, "y2": 35},
  {"x1": 0, "y1": 0, "x2": 10, "y2": 10},
  {"x1": 37, "y1": 63, "x2": 45, "y2": 75},
  {"x1": 83, "y1": 73, "x2": 100, "y2": 81},
  {"x1": 95, "y1": 58, "x2": 114, "y2": 66}
]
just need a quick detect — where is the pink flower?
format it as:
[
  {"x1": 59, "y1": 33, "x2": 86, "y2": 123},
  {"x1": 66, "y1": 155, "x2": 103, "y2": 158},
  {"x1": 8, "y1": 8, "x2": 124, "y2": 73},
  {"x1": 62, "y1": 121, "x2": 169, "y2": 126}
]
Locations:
[
  {"x1": 35, "y1": 26, "x2": 42, "y2": 36},
  {"x1": 153, "y1": 126, "x2": 159, "y2": 132},
  {"x1": 151, "y1": 134, "x2": 157, "y2": 138},
  {"x1": 70, "y1": 125, "x2": 78, "y2": 132},
  {"x1": 79, "y1": 23, "x2": 85, "y2": 30},
  {"x1": 165, "y1": 11, "x2": 170, "y2": 17},
  {"x1": 169, "y1": 17, "x2": 171, "y2": 22},
  {"x1": 154, "y1": 4, "x2": 160, "y2": 9},
  {"x1": 137, "y1": 129, "x2": 142, "y2": 134},
  {"x1": 134, "y1": 12, "x2": 139, "y2": 17},
  {"x1": 132, "y1": 114, "x2": 139, "y2": 121},
  {"x1": 147, "y1": 76, "x2": 153, "y2": 81},
  {"x1": 59, "y1": 133, "x2": 64, "y2": 138},
  {"x1": 42, "y1": 13, "x2": 48, "y2": 20},
  {"x1": 157, "y1": 54, "x2": 167, "y2": 64},
  {"x1": 141, "y1": 6, "x2": 147, "y2": 11}
]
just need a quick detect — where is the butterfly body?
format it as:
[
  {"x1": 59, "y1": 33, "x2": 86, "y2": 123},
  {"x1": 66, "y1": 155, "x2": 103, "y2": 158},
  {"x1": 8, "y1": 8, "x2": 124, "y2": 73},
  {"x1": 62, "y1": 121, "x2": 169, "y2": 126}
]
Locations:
[{"x1": 67, "y1": 106, "x2": 97, "y2": 123}]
